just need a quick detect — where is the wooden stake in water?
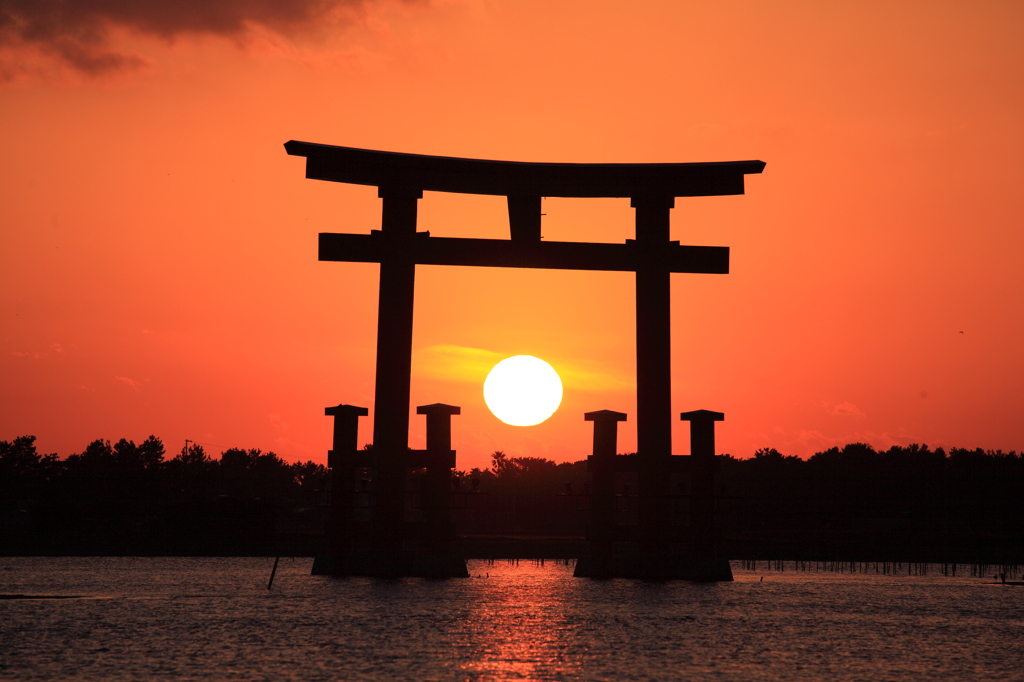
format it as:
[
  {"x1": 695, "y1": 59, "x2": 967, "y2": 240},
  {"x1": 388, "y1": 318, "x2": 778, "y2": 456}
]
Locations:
[{"x1": 267, "y1": 557, "x2": 280, "y2": 590}]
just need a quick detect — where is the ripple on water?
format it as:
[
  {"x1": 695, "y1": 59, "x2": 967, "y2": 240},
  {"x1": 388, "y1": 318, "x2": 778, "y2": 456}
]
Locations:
[{"x1": 0, "y1": 557, "x2": 1020, "y2": 680}]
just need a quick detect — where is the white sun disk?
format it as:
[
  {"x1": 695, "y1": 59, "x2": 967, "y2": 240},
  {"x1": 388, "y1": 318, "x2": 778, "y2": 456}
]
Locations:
[{"x1": 483, "y1": 356, "x2": 563, "y2": 426}]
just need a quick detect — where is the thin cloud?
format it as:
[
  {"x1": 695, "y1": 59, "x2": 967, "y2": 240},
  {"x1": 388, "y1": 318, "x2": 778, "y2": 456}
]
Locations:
[
  {"x1": 415, "y1": 345, "x2": 505, "y2": 384},
  {"x1": 0, "y1": 0, "x2": 409, "y2": 78},
  {"x1": 10, "y1": 344, "x2": 65, "y2": 359},
  {"x1": 414, "y1": 344, "x2": 634, "y2": 393},
  {"x1": 115, "y1": 375, "x2": 140, "y2": 391},
  {"x1": 829, "y1": 401, "x2": 866, "y2": 418}
]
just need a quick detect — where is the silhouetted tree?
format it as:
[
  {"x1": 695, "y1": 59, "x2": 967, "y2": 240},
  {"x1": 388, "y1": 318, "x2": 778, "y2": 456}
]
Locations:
[
  {"x1": 0, "y1": 436, "x2": 62, "y2": 537},
  {"x1": 290, "y1": 460, "x2": 328, "y2": 489},
  {"x1": 0, "y1": 435, "x2": 60, "y2": 493},
  {"x1": 2, "y1": 432, "x2": 1020, "y2": 560}
]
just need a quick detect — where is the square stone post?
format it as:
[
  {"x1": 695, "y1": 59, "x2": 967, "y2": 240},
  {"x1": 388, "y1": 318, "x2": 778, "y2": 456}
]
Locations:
[
  {"x1": 680, "y1": 410, "x2": 724, "y2": 561},
  {"x1": 312, "y1": 403, "x2": 367, "y2": 575},
  {"x1": 578, "y1": 409, "x2": 627, "y2": 577},
  {"x1": 417, "y1": 403, "x2": 460, "y2": 555}
]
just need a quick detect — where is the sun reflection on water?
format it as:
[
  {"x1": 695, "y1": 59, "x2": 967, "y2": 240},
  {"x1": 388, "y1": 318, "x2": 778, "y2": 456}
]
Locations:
[{"x1": 453, "y1": 560, "x2": 586, "y2": 680}]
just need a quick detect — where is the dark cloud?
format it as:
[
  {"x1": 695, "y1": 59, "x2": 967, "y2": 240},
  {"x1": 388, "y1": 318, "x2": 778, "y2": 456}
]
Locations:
[{"x1": 0, "y1": 0, "x2": 374, "y2": 76}]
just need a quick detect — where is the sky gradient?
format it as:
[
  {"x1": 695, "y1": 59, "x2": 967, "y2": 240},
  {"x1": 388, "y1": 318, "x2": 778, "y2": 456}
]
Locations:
[{"x1": 2, "y1": 0, "x2": 1023, "y2": 469}]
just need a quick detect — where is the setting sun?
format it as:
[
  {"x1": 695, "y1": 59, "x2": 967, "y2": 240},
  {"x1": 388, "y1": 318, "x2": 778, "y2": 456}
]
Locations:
[{"x1": 483, "y1": 356, "x2": 564, "y2": 427}]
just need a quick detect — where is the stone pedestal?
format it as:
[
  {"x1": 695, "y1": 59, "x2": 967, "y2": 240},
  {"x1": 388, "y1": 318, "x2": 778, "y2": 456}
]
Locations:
[
  {"x1": 574, "y1": 409, "x2": 732, "y2": 581},
  {"x1": 311, "y1": 402, "x2": 468, "y2": 578}
]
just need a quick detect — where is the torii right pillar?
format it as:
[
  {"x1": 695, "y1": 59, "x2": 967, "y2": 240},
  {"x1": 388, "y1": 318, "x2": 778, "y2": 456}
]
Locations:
[
  {"x1": 632, "y1": 195, "x2": 675, "y2": 567},
  {"x1": 633, "y1": 195, "x2": 730, "y2": 580}
]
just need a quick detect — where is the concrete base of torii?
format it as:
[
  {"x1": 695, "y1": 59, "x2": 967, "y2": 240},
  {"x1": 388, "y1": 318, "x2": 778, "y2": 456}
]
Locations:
[
  {"x1": 311, "y1": 552, "x2": 469, "y2": 579},
  {"x1": 573, "y1": 556, "x2": 733, "y2": 582},
  {"x1": 573, "y1": 409, "x2": 733, "y2": 582},
  {"x1": 315, "y1": 403, "x2": 469, "y2": 579}
]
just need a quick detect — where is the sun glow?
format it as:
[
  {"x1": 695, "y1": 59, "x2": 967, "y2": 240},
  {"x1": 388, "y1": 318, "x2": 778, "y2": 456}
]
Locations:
[{"x1": 483, "y1": 356, "x2": 563, "y2": 426}]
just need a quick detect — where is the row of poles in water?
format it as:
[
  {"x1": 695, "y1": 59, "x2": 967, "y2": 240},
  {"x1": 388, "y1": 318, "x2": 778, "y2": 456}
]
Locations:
[
  {"x1": 270, "y1": 555, "x2": 1021, "y2": 583},
  {"x1": 482, "y1": 558, "x2": 577, "y2": 567},
  {"x1": 737, "y1": 559, "x2": 1022, "y2": 580},
  {"x1": 478, "y1": 557, "x2": 1022, "y2": 579}
]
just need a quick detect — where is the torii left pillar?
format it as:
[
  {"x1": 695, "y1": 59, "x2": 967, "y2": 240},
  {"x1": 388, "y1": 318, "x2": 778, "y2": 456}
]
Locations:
[{"x1": 372, "y1": 187, "x2": 422, "y2": 559}]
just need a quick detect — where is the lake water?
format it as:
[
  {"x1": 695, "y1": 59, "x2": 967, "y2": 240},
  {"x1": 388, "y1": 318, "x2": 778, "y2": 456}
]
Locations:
[{"x1": 1, "y1": 557, "x2": 1021, "y2": 680}]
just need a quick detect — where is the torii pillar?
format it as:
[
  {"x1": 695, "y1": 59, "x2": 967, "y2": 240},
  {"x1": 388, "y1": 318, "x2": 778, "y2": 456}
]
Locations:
[
  {"x1": 371, "y1": 187, "x2": 421, "y2": 560},
  {"x1": 633, "y1": 195, "x2": 675, "y2": 560}
]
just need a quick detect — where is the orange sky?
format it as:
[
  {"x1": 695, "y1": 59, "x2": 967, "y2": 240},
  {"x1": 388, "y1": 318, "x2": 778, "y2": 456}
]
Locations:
[{"x1": 2, "y1": 0, "x2": 1023, "y2": 469}]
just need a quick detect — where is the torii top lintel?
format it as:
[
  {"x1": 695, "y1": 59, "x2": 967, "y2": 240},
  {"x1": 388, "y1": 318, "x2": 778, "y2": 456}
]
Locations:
[{"x1": 284, "y1": 141, "x2": 766, "y2": 199}]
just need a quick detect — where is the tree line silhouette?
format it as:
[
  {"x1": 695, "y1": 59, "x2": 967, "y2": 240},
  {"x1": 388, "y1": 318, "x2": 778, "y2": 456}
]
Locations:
[
  {"x1": 1, "y1": 435, "x2": 1020, "y2": 562},
  {"x1": 0, "y1": 435, "x2": 327, "y2": 555},
  {"x1": 716, "y1": 444, "x2": 1022, "y2": 563}
]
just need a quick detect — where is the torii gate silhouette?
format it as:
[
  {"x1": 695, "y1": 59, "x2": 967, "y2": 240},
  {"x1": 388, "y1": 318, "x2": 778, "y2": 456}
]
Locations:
[{"x1": 286, "y1": 141, "x2": 764, "y2": 579}]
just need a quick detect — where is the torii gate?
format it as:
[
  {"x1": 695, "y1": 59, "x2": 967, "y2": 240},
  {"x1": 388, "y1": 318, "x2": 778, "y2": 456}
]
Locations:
[{"x1": 286, "y1": 141, "x2": 764, "y2": 579}]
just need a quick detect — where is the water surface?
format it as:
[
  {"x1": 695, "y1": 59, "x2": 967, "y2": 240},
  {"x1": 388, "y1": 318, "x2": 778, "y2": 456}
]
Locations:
[{"x1": 1, "y1": 557, "x2": 1021, "y2": 680}]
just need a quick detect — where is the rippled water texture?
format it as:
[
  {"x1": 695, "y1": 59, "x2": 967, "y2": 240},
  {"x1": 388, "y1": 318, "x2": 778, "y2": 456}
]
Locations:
[{"x1": 1, "y1": 557, "x2": 1021, "y2": 680}]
